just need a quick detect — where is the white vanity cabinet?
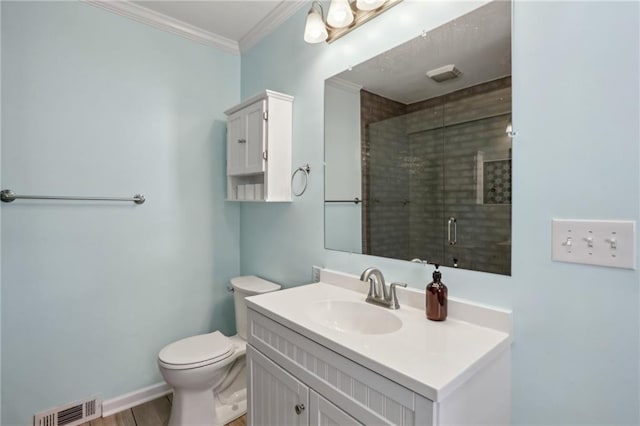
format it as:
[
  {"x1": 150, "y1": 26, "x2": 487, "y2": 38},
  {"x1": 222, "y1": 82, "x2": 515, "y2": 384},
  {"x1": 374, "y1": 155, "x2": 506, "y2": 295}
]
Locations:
[
  {"x1": 247, "y1": 309, "x2": 436, "y2": 426},
  {"x1": 225, "y1": 90, "x2": 293, "y2": 202},
  {"x1": 245, "y1": 279, "x2": 512, "y2": 426}
]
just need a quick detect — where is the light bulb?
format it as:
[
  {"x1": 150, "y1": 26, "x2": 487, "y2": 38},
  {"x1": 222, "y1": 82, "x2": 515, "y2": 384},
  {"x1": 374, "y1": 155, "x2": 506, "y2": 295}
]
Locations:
[
  {"x1": 327, "y1": 0, "x2": 354, "y2": 28},
  {"x1": 304, "y1": 2, "x2": 328, "y2": 43},
  {"x1": 356, "y1": 0, "x2": 386, "y2": 11}
]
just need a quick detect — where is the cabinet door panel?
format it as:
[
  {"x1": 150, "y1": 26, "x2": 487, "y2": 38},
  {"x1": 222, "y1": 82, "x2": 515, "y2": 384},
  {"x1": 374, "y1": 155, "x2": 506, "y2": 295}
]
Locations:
[
  {"x1": 248, "y1": 345, "x2": 309, "y2": 426},
  {"x1": 309, "y1": 391, "x2": 362, "y2": 426},
  {"x1": 227, "y1": 112, "x2": 246, "y2": 175},
  {"x1": 245, "y1": 101, "x2": 266, "y2": 174}
]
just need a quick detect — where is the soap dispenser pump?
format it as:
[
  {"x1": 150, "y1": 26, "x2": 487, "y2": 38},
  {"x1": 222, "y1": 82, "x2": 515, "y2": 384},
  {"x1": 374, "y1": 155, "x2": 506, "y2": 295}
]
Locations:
[{"x1": 426, "y1": 264, "x2": 448, "y2": 321}]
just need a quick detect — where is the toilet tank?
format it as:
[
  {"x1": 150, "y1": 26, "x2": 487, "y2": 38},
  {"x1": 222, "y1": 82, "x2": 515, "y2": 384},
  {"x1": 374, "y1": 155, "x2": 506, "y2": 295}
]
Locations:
[{"x1": 231, "y1": 276, "x2": 281, "y2": 340}]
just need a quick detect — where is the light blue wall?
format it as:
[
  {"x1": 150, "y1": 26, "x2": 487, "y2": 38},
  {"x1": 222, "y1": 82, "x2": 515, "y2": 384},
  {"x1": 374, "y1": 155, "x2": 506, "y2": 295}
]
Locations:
[
  {"x1": 241, "y1": 1, "x2": 639, "y2": 424},
  {"x1": 325, "y1": 204, "x2": 362, "y2": 253},
  {"x1": 324, "y1": 81, "x2": 361, "y2": 201},
  {"x1": 324, "y1": 81, "x2": 361, "y2": 253},
  {"x1": 512, "y1": 2, "x2": 638, "y2": 423},
  {"x1": 1, "y1": 2, "x2": 240, "y2": 424}
]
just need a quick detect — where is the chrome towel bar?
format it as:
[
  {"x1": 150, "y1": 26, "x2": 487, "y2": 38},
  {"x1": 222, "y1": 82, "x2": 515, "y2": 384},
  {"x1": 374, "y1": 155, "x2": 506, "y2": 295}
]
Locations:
[{"x1": 0, "y1": 189, "x2": 145, "y2": 205}]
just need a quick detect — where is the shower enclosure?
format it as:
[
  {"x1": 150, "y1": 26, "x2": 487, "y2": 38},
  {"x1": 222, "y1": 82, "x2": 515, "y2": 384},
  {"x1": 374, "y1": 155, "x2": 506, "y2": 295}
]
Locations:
[{"x1": 364, "y1": 78, "x2": 512, "y2": 275}]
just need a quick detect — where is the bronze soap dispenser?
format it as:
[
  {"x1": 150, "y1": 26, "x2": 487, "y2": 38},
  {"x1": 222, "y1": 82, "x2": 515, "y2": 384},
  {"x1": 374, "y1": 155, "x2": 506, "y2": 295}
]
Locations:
[{"x1": 426, "y1": 264, "x2": 448, "y2": 321}]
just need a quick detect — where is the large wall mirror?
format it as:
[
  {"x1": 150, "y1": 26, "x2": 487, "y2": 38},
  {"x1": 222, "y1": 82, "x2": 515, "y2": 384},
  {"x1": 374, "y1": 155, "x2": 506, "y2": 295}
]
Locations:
[{"x1": 324, "y1": 1, "x2": 512, "y2": 275}]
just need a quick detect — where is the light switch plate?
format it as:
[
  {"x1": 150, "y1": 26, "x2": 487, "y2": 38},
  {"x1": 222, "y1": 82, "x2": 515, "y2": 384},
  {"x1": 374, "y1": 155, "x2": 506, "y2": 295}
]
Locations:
[{"x1": 552, "y1": 219, "x2": 636, "y2": 269}]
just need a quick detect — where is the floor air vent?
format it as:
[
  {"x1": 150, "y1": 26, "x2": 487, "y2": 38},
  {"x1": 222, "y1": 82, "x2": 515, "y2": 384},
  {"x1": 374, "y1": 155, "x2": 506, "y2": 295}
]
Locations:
[{"x1": 34, "y1": 396, "x2": 102, "y2": 426}]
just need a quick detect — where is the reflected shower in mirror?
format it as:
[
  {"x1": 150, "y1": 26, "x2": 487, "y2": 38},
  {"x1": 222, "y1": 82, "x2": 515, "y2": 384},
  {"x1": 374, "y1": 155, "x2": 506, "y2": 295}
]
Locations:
[{"x1": 324, "y1": 1, "x2": 512, "y2": 275}]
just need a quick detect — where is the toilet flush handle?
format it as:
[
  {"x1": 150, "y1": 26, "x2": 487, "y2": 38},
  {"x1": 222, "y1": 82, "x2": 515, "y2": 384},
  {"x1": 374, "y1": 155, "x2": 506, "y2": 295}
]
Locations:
[{"x1": 227, "y1": 286, "x2": 234, "y2": 293}]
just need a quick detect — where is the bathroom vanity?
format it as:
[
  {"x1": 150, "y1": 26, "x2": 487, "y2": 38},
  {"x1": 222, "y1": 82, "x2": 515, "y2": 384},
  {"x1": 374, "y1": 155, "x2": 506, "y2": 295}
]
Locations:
[{"x1": 245, "y1": 270, "x2": 512, "y2": 426}]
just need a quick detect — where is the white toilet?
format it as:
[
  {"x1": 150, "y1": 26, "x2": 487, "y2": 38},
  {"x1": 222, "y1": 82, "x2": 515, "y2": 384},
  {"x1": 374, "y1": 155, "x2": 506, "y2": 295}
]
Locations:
[{"x1": 158, "y1": 276, "x2": 281, "y2": 426}]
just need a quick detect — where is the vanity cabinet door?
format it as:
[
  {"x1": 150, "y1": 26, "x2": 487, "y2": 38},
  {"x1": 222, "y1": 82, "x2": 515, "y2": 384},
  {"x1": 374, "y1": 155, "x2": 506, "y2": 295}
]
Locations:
[
  {"x1": 247, "y1": 345, "x2": 309, "y2": 426},
  {"x1": 309, "y1": 391, "x2": 362, "y2": 426}
]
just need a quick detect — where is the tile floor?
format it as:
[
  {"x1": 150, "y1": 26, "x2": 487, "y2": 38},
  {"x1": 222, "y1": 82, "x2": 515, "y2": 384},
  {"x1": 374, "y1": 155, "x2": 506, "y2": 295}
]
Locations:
[{"x1": 81, "y1": 394, "x2": 246, "y2": 426}]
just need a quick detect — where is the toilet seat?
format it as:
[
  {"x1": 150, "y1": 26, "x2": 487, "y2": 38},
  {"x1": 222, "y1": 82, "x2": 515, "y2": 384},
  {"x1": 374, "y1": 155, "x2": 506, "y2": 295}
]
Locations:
[{"x1": 159, "y1": 331, "x2": 234, "y2": 370}]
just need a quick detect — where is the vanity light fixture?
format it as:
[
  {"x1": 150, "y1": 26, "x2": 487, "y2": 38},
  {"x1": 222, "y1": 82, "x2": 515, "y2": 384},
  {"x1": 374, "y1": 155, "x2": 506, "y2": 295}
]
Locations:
[
  {"x1": 304, "y1": 0, "x2": 403, "y2": 44},
  {"x1": 356, "y1": 0, "x2": 387, "y2": 11},
  {"x1": 327, "y1": 0, "x2": 354, "y2": 28},
  {"x1": 304, "y1": 2, "x2": 328, "y2": 43}
]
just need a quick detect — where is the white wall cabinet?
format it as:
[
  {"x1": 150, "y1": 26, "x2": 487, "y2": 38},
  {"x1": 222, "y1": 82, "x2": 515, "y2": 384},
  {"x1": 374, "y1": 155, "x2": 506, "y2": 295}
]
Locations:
[{"x1": 225, "y1": 90, "x2": 293, "y2": 202}]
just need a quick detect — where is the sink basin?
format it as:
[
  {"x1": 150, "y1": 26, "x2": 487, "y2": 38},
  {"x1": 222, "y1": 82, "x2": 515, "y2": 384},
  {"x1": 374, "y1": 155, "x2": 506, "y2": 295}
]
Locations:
[{"x1": 307, "y1": 300, "x2": 403, "y2": 335}]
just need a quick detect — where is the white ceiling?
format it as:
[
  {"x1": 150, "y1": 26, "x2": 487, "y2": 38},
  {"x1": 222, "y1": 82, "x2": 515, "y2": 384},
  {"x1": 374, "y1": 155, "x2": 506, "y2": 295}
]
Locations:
[
  {"x1": 88, "y1": 0, "x2": 307, "y2": 53},
  {"x1": 333, "y1": 1, "x2": 511, "y2": 104}
]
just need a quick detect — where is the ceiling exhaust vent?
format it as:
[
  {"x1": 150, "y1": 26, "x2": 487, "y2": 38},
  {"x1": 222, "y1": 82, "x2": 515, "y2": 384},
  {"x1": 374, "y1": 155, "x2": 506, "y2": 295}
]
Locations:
[
  {"x1": 34, "y1": 396, "x2": 102, "y2": 426},
  {"x1": 426, "y1": 64, "x2": 462, "y2": 82}
]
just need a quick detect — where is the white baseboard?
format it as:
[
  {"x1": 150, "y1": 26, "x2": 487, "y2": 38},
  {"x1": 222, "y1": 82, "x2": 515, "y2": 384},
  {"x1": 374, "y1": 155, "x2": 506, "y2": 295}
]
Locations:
[{"x1": 102, "y1": 382, "x2": 172, "y2": 417}]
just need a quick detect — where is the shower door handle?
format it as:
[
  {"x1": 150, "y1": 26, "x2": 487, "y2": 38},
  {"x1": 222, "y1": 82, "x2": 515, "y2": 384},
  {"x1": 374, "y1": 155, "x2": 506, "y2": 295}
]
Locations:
[{"x1": 448, "y1": 217, "x2": 457, "y2": 245}]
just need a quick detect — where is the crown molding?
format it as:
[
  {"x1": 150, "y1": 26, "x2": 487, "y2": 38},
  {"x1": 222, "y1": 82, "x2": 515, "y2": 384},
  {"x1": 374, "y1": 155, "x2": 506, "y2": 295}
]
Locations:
[
  {"x1": 239, "y1": 0, "x2": 307, "y2": 53},
  {"x1": 83, "y1": 0, "x2": 240, "y2": 54},
  {"x1": 326, "y1": 77, "x2": 363, "y2": 94}
]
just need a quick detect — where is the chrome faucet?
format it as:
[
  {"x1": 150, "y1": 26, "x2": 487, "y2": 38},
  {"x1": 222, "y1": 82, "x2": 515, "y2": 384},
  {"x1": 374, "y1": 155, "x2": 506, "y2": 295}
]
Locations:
[{"x1": 360, "y1": 267, "x2": 407, "y2": 310}]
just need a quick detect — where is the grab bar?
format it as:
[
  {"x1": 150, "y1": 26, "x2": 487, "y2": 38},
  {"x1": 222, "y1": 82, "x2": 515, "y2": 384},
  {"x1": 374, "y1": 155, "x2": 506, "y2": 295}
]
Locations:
[{"x1": 0, "y1": 189, "x2": 145, "y2": 205}]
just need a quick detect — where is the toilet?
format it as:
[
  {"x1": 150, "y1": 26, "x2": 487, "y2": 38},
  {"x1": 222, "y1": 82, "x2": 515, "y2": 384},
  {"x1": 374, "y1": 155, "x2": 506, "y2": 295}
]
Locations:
[{"x1": 158, "y1": 276, "x2": 281, "y2": 426}]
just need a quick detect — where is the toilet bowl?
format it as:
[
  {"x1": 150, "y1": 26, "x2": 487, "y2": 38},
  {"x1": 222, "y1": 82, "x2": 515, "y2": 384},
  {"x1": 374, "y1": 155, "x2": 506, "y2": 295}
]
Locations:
[{"x1": 158, "y1": 276, "x2": 281, "y2": 426}]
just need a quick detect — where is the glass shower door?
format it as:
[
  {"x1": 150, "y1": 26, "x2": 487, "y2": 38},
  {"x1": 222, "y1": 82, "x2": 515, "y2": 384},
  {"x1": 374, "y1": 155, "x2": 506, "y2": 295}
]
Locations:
[
  {"x1": 367, "y1": 115, "x2": 412, "y2": 260},
  {"x1": 407, "y1": 126, "x2": 445, "y2": 264},
  {"x1": 442, "y1": 114, "x2": 512, "y2": 274}
]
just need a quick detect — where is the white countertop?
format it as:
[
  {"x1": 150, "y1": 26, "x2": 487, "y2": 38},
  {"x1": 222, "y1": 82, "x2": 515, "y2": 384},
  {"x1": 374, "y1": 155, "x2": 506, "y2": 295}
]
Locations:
[{"x1": 246, "y1": 273, "x2": 512, "y2": 402}]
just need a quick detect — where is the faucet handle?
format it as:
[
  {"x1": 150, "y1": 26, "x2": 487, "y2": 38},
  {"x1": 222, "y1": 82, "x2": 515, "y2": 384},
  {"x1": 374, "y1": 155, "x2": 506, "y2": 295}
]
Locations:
[
  {"x1": 390, "y1": 282, "x2": 408, "y2": 291},
  {"x1": 388, "y1": 282, "x2": 408, "y2": 309}
]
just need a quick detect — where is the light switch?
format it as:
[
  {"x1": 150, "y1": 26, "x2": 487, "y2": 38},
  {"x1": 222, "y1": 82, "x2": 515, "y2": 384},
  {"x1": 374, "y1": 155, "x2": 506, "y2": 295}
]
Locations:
[{"x1": 552, "y1": 219, "x2": 636, "y2": 269}]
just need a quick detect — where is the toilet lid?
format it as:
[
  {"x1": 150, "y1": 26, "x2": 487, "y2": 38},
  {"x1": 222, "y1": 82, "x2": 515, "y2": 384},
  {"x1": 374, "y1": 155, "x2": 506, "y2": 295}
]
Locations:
[
  {"x1": 231, "y1": 275, "x2": 281, "y2": 295},
  {"x1": 158, "y1": 331, "x2": 233, "y2": 366}
]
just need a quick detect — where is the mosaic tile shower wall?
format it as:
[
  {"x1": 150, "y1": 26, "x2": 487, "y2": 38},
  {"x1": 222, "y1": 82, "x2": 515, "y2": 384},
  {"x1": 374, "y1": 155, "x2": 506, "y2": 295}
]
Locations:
[{"x1": 484, "y1": 159, "x2": 512, "y2": 204}]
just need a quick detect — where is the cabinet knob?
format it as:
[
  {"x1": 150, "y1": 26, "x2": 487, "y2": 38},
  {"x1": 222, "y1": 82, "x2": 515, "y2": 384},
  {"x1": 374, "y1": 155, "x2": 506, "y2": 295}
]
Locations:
[
  {"x1": 237, "y1": 138, "x2": 246, "y2": 144},
  {"x1": 294, "y1": 403, "x2": 305, "y2": 415}
]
